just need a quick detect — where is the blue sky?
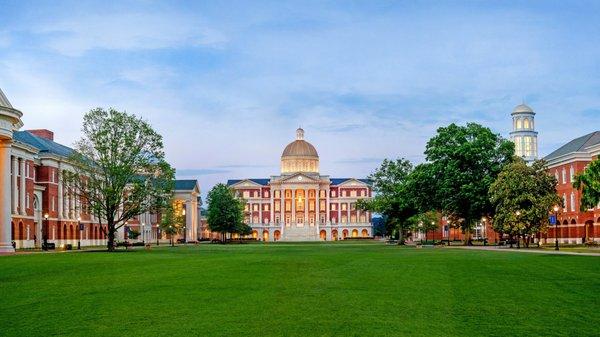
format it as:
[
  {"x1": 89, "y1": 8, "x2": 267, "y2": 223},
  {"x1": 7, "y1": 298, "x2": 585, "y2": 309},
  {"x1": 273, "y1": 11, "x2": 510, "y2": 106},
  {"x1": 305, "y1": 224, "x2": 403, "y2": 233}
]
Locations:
[{"x1": 1, "y1": 0, "x2": 599, "y2": 195}]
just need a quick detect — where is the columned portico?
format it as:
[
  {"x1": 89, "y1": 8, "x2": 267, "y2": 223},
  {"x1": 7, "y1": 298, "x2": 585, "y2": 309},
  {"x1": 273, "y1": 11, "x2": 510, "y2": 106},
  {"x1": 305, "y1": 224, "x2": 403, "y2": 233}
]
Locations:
[
  {"x1": 227, "y1": 128, "x2": 373, "y2": 242},
  {"x1": 0, "y1": 88, "x2": 24, "y2": 253}
]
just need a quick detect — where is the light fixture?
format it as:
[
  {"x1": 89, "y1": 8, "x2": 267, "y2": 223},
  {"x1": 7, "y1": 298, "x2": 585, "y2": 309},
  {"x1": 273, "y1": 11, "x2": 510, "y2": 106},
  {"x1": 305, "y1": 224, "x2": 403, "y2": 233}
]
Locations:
[{"x1": 553, "y1": 205, "x2": 559, "y2": 212}]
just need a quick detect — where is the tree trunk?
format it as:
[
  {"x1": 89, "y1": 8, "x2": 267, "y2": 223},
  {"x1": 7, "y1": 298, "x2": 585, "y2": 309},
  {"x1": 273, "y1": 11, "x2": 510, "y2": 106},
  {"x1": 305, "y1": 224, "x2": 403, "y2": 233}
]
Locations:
[
  {"x1": 397, "y1": 226, "x2": 403, "y2": 245},
  {"x1": 107, "y1": 222, "x2": 115, "y2": 252}
]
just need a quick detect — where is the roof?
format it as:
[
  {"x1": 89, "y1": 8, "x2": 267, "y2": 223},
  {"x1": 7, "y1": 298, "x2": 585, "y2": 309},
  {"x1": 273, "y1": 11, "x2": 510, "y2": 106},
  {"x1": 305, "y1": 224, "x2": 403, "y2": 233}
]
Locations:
[
  {"x1": 512, "y1": 103, "x2": 534, "y2": 115},
  {"x1": 330, "y1": 178, "x2": 372, "y2": 186},
  {"x1": 281, "y1": 140, "x2": 318, "y2": 158},
  {"x1": 544, "y1": 131, "x2": 600, "y2": 161},
  {"x1": 13, "y1": 131, "x2": 74, "y2": 157},
  {"x1": 0, "y1": 88, "x2": 13, "y2": 109},
  {"x1": 174, "y1": 180, "x2": 199, "y2": 191},
  {"x1": 227, "y1": 178, "x2": 270, "y2": 186}
]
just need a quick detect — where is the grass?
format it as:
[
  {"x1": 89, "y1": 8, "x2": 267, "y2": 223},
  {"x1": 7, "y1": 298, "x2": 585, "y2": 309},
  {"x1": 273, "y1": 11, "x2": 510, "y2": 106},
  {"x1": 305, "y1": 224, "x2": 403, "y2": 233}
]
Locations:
[{"x1": 1, "y1": 243, "x2": 598, "y2": 337}]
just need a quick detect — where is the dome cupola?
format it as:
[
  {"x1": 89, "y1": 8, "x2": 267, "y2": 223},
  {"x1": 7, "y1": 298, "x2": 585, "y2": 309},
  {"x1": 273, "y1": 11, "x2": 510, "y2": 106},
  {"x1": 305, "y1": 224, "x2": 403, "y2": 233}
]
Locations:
[{"x1": 281, "y1": 128, "x2": 319, "y2": 174}]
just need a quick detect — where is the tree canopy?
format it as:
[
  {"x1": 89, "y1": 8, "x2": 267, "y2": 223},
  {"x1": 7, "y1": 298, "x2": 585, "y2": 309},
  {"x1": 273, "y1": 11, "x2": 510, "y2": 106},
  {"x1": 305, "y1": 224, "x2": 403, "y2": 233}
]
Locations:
[
  {"x1": 424, "y1": 123, "x2": 514, "y2": 237},
  {"x1": 357, "y1": 158, "x2": 417, "y2": 244},
  {"x1": 206, "y1": 183, "x2": 245, "y2": 242},
  {"x1": 489, "y1": 159, "x2": 561, "y2": 247},
  {"x1": 67, "y1": 108, "x2": 175, "y2": 251},
  {"x1": 573, "y1": 158, "x2": 600, "y2": 211}
]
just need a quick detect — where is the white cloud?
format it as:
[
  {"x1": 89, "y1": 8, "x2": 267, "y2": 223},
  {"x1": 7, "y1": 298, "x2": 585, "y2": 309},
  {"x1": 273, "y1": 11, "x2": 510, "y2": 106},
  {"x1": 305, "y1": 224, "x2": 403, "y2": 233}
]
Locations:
[{"x1": 32, "y1": 12, "x2": 227, "y2": 56}]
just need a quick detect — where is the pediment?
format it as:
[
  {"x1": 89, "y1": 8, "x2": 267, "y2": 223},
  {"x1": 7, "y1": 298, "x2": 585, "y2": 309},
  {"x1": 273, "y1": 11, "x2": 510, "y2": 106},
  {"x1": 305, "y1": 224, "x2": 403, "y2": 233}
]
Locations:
[
  {"x1": 337, "y1": 178, "x2": 369, "y2": 187},
  {"x1": 230, "y1": 179, "x2": 265, "y2": 188},
  {"x1": 277, "y1": 172, "x2": 321, "y2": 184}
]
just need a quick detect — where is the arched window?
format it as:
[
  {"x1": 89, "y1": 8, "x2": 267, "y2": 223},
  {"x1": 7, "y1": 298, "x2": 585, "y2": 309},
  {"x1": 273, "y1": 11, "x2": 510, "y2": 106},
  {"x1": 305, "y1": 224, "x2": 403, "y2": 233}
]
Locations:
[
  {"x1": 523, "y1": 118, "x2": 530, "y2": 129},
  {"x1": 569, "y1": 166, "x2": 574, "y2": 183},
  {"x1": 516, "y1": 118, "x2": 522, "y2": 129},
  {"x1": 570, "y1": 192, "x2": 576, "y2": 212},
  {"x1": 563, "y1": 194, "x2": 567, "y2": 210}
]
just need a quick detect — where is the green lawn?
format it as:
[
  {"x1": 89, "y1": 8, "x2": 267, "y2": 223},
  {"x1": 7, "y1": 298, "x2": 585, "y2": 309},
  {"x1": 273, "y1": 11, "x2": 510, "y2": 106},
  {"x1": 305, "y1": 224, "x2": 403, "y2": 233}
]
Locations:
[{"x1": 1, "y1": 243, "x2": 598, "y2": 337}]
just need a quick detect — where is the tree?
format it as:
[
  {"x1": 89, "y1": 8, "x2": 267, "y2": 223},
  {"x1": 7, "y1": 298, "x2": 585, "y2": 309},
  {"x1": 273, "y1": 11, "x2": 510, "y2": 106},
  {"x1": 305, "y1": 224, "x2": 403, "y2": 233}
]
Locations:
[
  {"x1": 127, "y1": 228, "x2": 141, "y2": 240},
  {"x1": 573, "y1": 158, "x2": 600, "y2": 211},
  {"x1": 160, "y1": 203, "x2": 185, "y2": 246},
  {"x1": 206, "y1": 183, "x2": 245, "y2": 243},
  {"x1": 66, "y1": 108, "x2": 175, "y2": 251},
  {"x1": 406, "y1": 211, "x2": 440, "y2": 243},
  {"x1": 489, "y1": 159, "x2": 561, "y2": 247},
  {"x1": 357, "y1": 159, "x2": 417, "y2": 245},
  {"x1": 424, "y1": 123, "x2": 514, "y2": 244}
]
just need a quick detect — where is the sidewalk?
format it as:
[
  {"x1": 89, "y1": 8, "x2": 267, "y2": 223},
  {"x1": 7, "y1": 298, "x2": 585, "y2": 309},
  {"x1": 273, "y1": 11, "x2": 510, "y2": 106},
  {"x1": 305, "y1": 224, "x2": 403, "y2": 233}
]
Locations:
[{"x1": 445, "y1": 245, "x2": 600, "y2": 257}]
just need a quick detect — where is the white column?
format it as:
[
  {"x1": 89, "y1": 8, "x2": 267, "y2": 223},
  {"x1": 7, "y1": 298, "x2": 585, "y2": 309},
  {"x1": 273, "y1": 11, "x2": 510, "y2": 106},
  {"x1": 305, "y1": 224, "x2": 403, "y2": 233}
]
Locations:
[
  {"x1": 337, "y1": 202, "x2": 341, "y2": 225},
  {"x1": 0, "y1": 142, "x2": 15, "y2": 252},
  {"x1": 280, "y1": 189, "x2": 284, "y2": 225},
  {"x1": 291, "y1": 189, "x2": 296, "y2": 224},
  {"x1": 11, "y1": 156, "x2": 17, "y2": 214},
  {"x1": 357, "y1": 209, "x2": 361, "y2": 224},
  {"x1": 57, "y1": 168, "x2": 63, "y2": 218},
  {"x1": 68, "y1": 181, "x2": 73, "y2": 219},
  {"x1": 304, "y1": 189, "x2": 308, "y2": 225},
  {"x1": 326, "y1": 189, "x2": 330, "y2": 225},
  {"x1": 19, "y1": 158, "x2": 26, "y2": 215},
  {"x1": 269, "y1": 190, "x2": 274, "y2": 225},
  {"x1": 347, "y1": 202, "x2": 351, "y2": 224},
  {"x1": 185, "y1": 200, "x2": 192, "y2": 241},
  {"x1": 315, "y1": 189, "x2": 320, "y2": 228}
]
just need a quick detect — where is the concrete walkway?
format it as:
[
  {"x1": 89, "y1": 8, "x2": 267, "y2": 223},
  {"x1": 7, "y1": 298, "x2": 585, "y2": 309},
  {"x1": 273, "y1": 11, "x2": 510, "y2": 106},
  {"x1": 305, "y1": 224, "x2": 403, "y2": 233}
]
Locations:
[{"x1": 445, "y1": 245, "x2": 600, "y2": 257}]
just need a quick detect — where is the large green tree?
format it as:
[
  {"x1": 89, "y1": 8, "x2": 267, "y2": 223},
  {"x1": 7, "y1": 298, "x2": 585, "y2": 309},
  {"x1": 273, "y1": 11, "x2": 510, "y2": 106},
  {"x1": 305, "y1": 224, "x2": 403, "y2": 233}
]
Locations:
[
  {"x1": 424, "y1": 123, "x2": 514, "y2": 243},
  {"x1": 489, "y1": 159, "x2": 561, "y2": 247},
  {"x1": 67, "y1": 108, "x2": 175, "y2": 251},
  {"x1": 573, "y1": 158, "x2": 600, "y2": 211},
  {"x1": 206, "y1": 183, "x2": 245, "y2": 242},
  {"x1": 357, "y1": 158, "x2": 417, "y2": 244}
]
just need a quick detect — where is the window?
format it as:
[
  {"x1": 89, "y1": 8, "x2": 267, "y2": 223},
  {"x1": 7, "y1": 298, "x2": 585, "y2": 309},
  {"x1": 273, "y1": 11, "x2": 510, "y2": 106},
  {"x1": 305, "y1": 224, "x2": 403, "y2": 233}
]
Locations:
[
  {"x1": 51, "y1": 170, "x2": 55, "y2": 182},
  {"x1": 274, "y1": 190, "x2": 280, "y2": 198},
  {"x1": 563, "y1": 194, "x2": 567, "y2": 211},
  {"x1": 331, "y1": 190, "x2": 336, "y2": 198},
  {"x1": 26, "y1": 164, "x2": 30, "y2": 178},
  {"x1": 341, "y1": 203, "x2": 347, "y2": 211},
  {"x1": 264, "y1": 204, "x2": 270, "y2": 211},
  {"x1": 331, "y1": 203, "x2": 337, "y2": 211},
  {"x1": 264, "y1": 191, "x2": 269, "y2": 198},
  {"x1": 350, "y1": 190, "x2": 357, "y2": 197},
  {"x1": 570, "y1": 192, "x2": 575, "y2": 212},
  {"x1": 285, "y1": 201, "x2": 291, "y2": 212},
  {"x1": 523, "y1": 118, "x2": 530, "y2": 129},
  {"x1": 562, "y1": 168, "x2": 566, "y2": 184},
  {"x1": 555, "y1": 171, "x2": 559, "y2": 183},
  {"x1": 320, "y1": 200, "x2": 326, "y2": 210},
  {"x1": 320, "y1": 190, "x2": 326, "y2": 198},
  {"x1": 275, "y1": 202, "x2": 280, "y2": 211},
  {"x1": 243, "y1": 191, "x2": 249, "y2": 198},
  {"x1": 26, "y1": 194, "x2": 30, "y2": 209},
  {"x1": 516, "y1": 118, "x2": 522, "y2": 129},
  {"x1": 569, "y1": 166, "x2": 574, "y2": 183},
  {"x1": 309, "y1": 201, "x2": 315, "y2": 211}
]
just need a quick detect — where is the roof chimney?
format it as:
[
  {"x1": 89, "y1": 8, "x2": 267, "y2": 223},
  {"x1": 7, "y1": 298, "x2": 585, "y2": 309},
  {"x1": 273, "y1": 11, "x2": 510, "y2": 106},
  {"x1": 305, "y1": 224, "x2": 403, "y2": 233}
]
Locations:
[{"x1": 27, "y1": 129, "x2": 54, "y2": 141}]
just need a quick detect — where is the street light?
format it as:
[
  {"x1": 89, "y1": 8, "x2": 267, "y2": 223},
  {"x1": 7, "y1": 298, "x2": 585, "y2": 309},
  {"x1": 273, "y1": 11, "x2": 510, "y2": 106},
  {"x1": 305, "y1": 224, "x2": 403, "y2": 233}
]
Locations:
[
  {"x1": 515, "y1": 211, "x2": 522, "y2": 249},
  {"x1": 553, "y1": 205, "x2": 560, "y2": 251},
  {"x1": 481, "y1": 217, "x2": 487, "y2": 246},
  {"x1": 156, "y1": 224, "x2": 160, "y2": 246},
  {"x1": 77, "y1": 217, "x2": 81, "y2": 250},
  {"x1": 182, "y1": 208, "x2": 187, "y2": 242},
  {"x1": 43, "y1": 213, "x2": 49, "y2": 251}
]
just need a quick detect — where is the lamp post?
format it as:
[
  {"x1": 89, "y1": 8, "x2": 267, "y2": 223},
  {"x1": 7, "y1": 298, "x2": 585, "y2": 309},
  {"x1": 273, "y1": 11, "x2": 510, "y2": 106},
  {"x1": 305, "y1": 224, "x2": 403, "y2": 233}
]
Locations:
[
  {"x1": 43, "y1": 213, "x2": 49, "y2": 251},
  {"x1": 156, "y1": 225, "x2": 160, "y2": 246},
  {"x1": 141, "y1": 223, "x2": 145, "y2": 244},
  {"x1": 77, "y1": 217, "x2": 81, "y2": 250},
  {"x1": 515, "y1": 211, "x2": 521, "y2": 249},
  {"x1": 182, "y1": 208, "x2": 186, "y2": 243},
  {"x1": 553, "y1": 205, "x2": 560, "y2": 251},
  {"x1": 481, "y1": 217, "x2": 487, "y2": 246}
]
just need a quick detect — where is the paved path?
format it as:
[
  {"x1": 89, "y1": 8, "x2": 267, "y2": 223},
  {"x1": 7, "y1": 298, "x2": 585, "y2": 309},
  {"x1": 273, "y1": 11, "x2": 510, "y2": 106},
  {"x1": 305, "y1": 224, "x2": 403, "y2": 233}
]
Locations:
[{"x1": 445, "y1": 245, "x2": 600, "y2": 257}]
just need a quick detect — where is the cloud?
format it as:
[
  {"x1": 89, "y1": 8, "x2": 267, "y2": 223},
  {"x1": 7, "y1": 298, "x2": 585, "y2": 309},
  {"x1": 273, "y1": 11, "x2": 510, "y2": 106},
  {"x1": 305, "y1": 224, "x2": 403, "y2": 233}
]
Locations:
[
  {"x1": 32, "y1": 11, "x2": 227, "y2": 56},
  {"x1": 176, "y1": 168, "x2": 231, "y2": 176}
]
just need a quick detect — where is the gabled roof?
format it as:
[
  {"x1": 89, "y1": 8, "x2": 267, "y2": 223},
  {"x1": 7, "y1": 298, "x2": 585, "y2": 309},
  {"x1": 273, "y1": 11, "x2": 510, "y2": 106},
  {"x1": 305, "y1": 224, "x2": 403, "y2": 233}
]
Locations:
[
  {"x1": 174, "y1": 179, "x2": 199, "y2": 191},
  {"x1": 227, "y1": 178, "x2": 270, "y2": 186},
  {"x1": 544, "y1": 131, "x2": 600, "y2": 161},
  {"x1": 330, "y1": 178, "x2": 372, "y2": 186},
  {"x1": 13, "y1": 131, "x2": 74, "y2": 157}
]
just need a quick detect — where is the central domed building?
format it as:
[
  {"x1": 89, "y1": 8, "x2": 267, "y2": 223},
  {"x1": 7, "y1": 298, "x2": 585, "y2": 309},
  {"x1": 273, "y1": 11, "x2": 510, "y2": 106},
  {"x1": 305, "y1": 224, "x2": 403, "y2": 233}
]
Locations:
[
  {"x1": 227, "y1": 128, "x2": 373, "y2": 242},
  {"x1": 281, "y1": 128, "x2": 319, "y2": 174}
]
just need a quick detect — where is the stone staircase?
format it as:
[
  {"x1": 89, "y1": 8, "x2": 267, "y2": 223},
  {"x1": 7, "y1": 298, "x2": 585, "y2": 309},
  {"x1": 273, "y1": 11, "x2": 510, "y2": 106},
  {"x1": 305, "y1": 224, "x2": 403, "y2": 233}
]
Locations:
[{"x1": 282, "y1": 224, "x2": 319, "y2": 241}]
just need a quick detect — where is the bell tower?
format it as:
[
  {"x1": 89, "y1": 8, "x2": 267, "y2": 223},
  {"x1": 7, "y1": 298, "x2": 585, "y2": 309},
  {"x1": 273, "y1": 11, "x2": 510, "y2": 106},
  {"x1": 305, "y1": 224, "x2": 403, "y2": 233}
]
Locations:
[{"x1": 509, "y1": 103, "x2": 538, "y2": 164}]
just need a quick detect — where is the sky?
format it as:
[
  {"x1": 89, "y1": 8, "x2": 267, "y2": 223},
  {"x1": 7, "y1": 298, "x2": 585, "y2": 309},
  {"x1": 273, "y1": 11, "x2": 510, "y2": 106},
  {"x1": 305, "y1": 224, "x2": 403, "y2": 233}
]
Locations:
[{"x1": 1, "y1": 0, "x2": 599, "y2": 197}]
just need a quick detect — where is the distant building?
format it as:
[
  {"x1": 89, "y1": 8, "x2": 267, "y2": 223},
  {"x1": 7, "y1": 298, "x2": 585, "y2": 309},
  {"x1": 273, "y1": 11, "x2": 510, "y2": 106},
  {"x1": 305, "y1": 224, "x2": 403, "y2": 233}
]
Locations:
[
  {"x1": 543, "y1": 131, "x2": 600, "y2": 244},
  {"x1": 224, "y1": 128, "x2": 373, "y2": 241},
  {"x1": 510, "y1": 103, "x2": 538, "y2": 163},
  {"x1": 0, "y1": 87, "x2": 201, "y2": 252}
]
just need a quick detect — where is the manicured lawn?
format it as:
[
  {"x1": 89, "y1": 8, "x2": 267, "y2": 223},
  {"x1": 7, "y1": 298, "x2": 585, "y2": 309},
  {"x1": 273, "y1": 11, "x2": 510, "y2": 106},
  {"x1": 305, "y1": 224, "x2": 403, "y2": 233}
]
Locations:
[{"x1": 1, "y1": 243, "x2": 598, "y2": 337}]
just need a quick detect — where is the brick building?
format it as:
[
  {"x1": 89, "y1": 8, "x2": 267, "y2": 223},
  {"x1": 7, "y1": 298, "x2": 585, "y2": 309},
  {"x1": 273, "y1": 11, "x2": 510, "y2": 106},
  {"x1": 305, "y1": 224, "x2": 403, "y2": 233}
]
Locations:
[
  {"x1": 0, "y1": 88, "x2": 201, "y2": 252},
  {"x1": 224, "y1": 128, "x2": 373, "y2": 241}
]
